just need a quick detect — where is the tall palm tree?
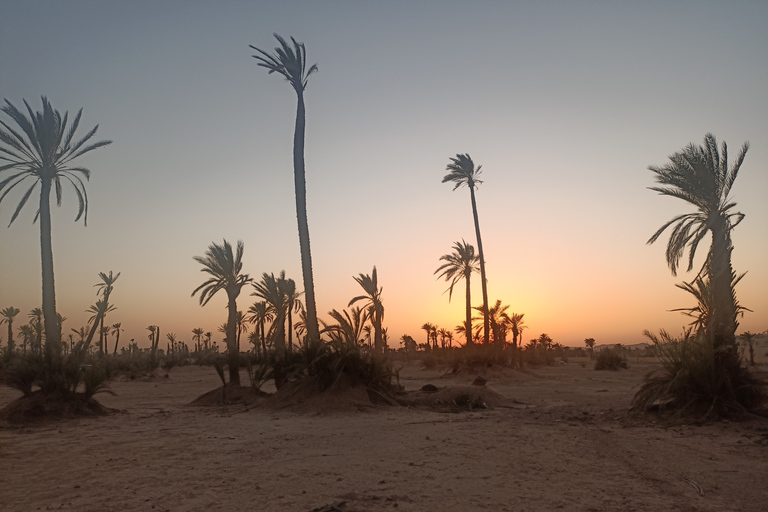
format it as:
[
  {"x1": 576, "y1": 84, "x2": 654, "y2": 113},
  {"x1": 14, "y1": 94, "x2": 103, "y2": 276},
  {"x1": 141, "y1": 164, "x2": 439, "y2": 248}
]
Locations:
[
  {"x1": 192, "y1": 239, "x2": 253, "y2": 385},
  {"x1": 443, "y1": 154, "x2": 490, "y2": 344},
  {"x1": 434, "y1": 240, "x2": 480, "y2": 345},
  {"x1": 246, "y1": 301, "x2": 273, "y2": 355},
  {"x1": 111, "y1": 323, "x2": 123, "y2": 354},
  {"x1": 252, "y1": 271, "x2": 287, "y2": 355},
  {"x1": 349, "y1": 266, "x2": 385, "y2": 354},
  {"x1": 94, "y1": 271, "x2": 120, "y2": 354},
  {"x1": 647, "y1": 133, "x2": 748, "y2": 352},
  {"x1": 251, "y1": 35, "x2": 320, "y2": 344},
  {"x1": 0, "y1": 97, "x2": 112, "y2": 349},
  {"x1": 29, "y1": 307, "x2": 44, "y2": 354},
  {"x1": 1, "y1": 306, "x2": 21, "y2": 353}
]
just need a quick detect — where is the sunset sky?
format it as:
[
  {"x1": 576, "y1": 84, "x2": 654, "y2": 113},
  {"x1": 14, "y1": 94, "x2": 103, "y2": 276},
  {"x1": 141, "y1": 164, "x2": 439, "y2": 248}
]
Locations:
[{"x1": 1, "y1": 1, "x2": 766, "y2": 350}]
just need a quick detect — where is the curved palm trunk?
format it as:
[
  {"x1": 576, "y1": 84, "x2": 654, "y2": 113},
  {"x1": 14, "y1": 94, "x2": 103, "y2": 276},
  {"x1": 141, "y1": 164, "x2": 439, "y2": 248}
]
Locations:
[
  {"x1": 226, "y1": 293, "x2": 240, "y2": 385},
  {"x1": 469, "y1": 186, "x2": 490, "y2": 345},
  {"x1": 293, "y1": 91, "x2": 320, "y2": 343},
  {"x1": 39, "y1": 179, "x2": 61, "y2": 351},
  {"x1": 464, "y1": 271, "x2": 473, "y2": 345},
  {"x1": 113, "y1": 330, "x2": 120, "y2": 354}
]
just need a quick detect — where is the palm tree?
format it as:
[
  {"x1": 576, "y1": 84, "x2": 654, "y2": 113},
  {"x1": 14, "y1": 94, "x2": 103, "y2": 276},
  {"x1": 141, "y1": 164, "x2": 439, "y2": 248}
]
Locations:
[
  {"x1": 443, "y1": 154, "x2": 490, "y2": 344},
  {"x1": 584, "y1": 337, "x2": 596, "y2": 360},
  {"x1": 472, "y1": 300, "x2": 510, "y2": 345},
  {"x1": 82, "y1": 299, "x2": 115, "y2": 354},
  {"x1": 18, "y1": 324, "x2": 33, "y2": 353},
  {"x1": 28, "y1": 307, "x2": 43, "y2": 354},
  {"x1": 252, "y1": 271, "x2": 287, "y2": 355},
  {"x1": 251, "y1": 34, "x2": 321, "y2": 344},
  {"x1": 111, "y1": 323, "x2": 123, "y2": 354},
  {"x1": 192, "y1": 327, "x2": 204, "y2": 353},
  {"x1": 279, "y1": 276, "x2": 304, "y2": 353},
  {"x1": 349, "y1": 266, "x2": 385, "y2": 354},
  {"x1": 506, "y1": 313, "x2": 525, "y2": 350},
  {"x1": 1, "y1": 306, "x2": 21, "y2": 353},
  {"x1": 192, "y1": 239, "x2": 253, "y2": 385},
  {"x1": 246, "y1": 301, "x2": 273, "y2": 355},
  {"x1": 0, "y1": 97, "x2": 112, "y2": 349},
  {"x1": 94, "y1": 271, "x2": 120, "y2": 354},
  {"x1": 434, "y1": 240, "x2": 480, "y2": 345},
  {"x1": 647, "y1": 133, "x2": 748, "y2": 352},
  {"x1": 320, "y1": 307, "x2": 369, "y2": 348},
  {"x1": 421, "y1": 322, "x2": 435, "y2": 350}
]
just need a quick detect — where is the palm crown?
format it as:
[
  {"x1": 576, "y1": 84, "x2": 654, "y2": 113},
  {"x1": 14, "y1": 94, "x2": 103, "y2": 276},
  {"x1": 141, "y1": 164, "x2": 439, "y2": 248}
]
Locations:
[
  {"x1": 434, "y1": 240, "x2": 479, "y2": 301},
  {"x1": 442, "y1": 153, "x2": 482, "y2": 190},
  {"x1": 250, "y1": 34, "x2": 318, "y2": 93},
  {"x1": 192, "y1": 240, "x2": 252, "y2": 306},
  {"x1": 0, "y1": 97, "x2": 111, "y2": 226},
  {"x1": 647, "y1": 133, "x2": 747, "y2": 276}
]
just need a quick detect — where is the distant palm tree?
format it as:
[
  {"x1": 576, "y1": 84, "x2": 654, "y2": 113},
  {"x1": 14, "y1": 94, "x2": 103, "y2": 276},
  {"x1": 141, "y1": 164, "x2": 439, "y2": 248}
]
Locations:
[
  {"x1": 192, "y1": 239, "x2": 253, "y2": 385},
  {"x1": 280, "y1": 277, "x2": 304, "y2": 353},
  {"x1": 584, "y1": 337, "x2": 596, "y2": 359},
  {"x1": 349, "y1": 266, "x2": 385, "y2": 354},
  {"x1": 252, "y1": 271, "x2": 287, "y2": 355},
  {"x1": 435, "y1": 240, "x2": 480, "y2": 345},
  {"x1": 1, "y1": 306, "x2": 21, "y2": 353},
  {"x1": 506, "y1": 313, "x2": 525, "y2": 354},
  {"x1": 0, "y1": 97, "x2": 112, "y2": 349},
  {"x1": 83, "y1": 299, "x2": 115, "y2": 354},
  {"x1": 251, "y1": 34, "x2": 320, "y2": 343},
  {"x1": 647, "y1": 133, "x2": 748, "y2": 352},
  {"x1": 94, "y1": 271, "x2": 120, "y2": 354},
  {"x1": 421, "y1": 322, "x2": 435, "y2": 350},
  {"x1": 472, "y1": 300, "x2": 510, "y2": 345},
  {"x1": 111, "y1": 323, "x2": 123, "y2": 354},
  {"x1": 28, "y1": 307, "x2": 44, "y2": 354},
  {"x1": 192, "y1": 327, "x2": 205, "y2": 352},
  {"x1": 18, "y1": 324, "x2": 33, "y2": 353},
  {"x1": 443, "y1": 154, "x2": 490, "y2": 344},
  {"x1": 246, "y1": 301, "x2": 273, "y2": 355}
]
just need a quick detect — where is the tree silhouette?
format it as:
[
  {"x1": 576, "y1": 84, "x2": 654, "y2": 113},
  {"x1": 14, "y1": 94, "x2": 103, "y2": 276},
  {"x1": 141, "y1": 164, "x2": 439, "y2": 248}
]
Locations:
[
  {"x1": 321, "y1": 307, "x2": 369, "y2": 348},
  {"x1": 192, "y1": 327, "x2": 204, "y2": 353},
  {"x1": 648, "y1": 133, "x2": 748, "y2": 354},
  {"x1": 252, "y1": 271, "x2": 288, "y2": 355},
  {"x1": 349, "y1": 266, "x2": 385, "y2": 354},
  {"x1": 0, "y1": 97, "x2": 111, "y2": 349},
  {"x1": 443, "y1": 154, "x2": 490, "y2": 344},
  {"x1": 280, "y1": 276, "x2": 304, "y2": 353},
  {"x1": 246, "y1": 301, "x2": 273, "y2": 355},
  {"x1": 1, "y1": 306, "x2": 20, "y2": 353},
  {"x1": 192, "y1": 239, "x2": 252, "y2": 385},
  {"x1": 28, "y1": 307, "x2": 43, "y2": 354},
  {"x1": 251, "y1": 34, "x2": 321, "y2": 344},
  {"x1": 94, "y1": 271, "x2": 120, "y2": 354},
  {"x1": 421, "y1": 322, "x2": 435, "y2": 350},
  {"x1": 111, "y1": 322, "x2": 123, "y2": 354},
  {"x1": 435, "y1": 240, "x2": 480, "y2": 345}
]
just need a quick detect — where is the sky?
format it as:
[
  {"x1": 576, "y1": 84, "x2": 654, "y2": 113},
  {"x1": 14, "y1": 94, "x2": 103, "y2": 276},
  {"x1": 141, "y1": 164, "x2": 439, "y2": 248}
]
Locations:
[{"x1": 1, "y1": 1, "x2": 766, "y2": 350}]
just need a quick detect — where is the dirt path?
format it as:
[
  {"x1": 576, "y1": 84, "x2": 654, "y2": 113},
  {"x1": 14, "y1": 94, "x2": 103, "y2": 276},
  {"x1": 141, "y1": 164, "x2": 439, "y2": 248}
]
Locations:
[{"x1": 1, "y1": 361, "x2": 767, "y2": 512}]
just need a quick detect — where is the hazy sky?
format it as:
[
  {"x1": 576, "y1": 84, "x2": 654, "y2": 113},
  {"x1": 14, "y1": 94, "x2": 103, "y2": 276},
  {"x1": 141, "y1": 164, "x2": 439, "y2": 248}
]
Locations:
[{"x1": 1, "y1": 1, "x2": 766, "y2": 350}]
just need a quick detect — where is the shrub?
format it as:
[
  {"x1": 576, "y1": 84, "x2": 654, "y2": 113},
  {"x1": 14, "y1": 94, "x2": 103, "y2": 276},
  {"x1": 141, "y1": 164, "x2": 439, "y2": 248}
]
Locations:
[
  {"x1": 632, "y1": 329, "x2": 766, "y2": 417},
  {"x1": 594, "y1": 349, "x2": 628, "y2": 370}
]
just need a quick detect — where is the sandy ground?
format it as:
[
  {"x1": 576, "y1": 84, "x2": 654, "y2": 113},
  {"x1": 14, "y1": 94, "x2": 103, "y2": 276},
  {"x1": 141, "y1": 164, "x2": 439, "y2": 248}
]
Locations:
[{"x1": 1, "y1": 358, "x2": 767, "y2": 512}]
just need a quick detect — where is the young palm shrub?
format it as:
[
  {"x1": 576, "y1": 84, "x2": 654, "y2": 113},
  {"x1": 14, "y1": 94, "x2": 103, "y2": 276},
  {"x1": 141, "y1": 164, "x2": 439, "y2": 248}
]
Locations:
[
  {"x1": 632, "y1": 329, "x2": 765, "y2": 417},
  {"x1": 594, "y1": 348, "x2": 628, "y2": 370}
]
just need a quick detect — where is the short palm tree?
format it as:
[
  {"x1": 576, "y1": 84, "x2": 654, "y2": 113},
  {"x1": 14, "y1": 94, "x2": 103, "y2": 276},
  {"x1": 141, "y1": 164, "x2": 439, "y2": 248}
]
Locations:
[
  {"x1": 647, "y1": 133, "x2": 748, "y2": 352},
  {"x1": 443, "y1": 154, "x2": 490, "y2": 344},
  {"x1": 251, "y1": 34, "x2": 320, "y2": 344},
  {"x1": 29, "y1": 307, "x2": 44, "y2": 354},
  {"x1": 192, "y1": 327, "x2": 205, "y2": 352},
  {"x1": 321, "y1": 307, "x2": 369, "y2": 348},
  {"x1": 1, "y1": 306, "x2": 21, "y2": 353},
  {"x1": 192, "y1": 239, "x2": 253, "y2": 385},
  {"x1": 246, "y1": 301, "x2": 273, "y2": 355},
  {"x1": 506, "y1": 313, "x2": 525, "y2": 350},
  {"x1": 252, "y1": 271, "x2": 289, "y2": 355},
  {"x1": 111, "y1": 322, "x2": 123, "y2": 354},
  {"x1": 280, "y1": 277, "x2": 304, "y2": 353},
  {"x1": 0, "y1": 97, "x2": 111, "y2": 348},
  {"x1": 94, "y1": 271, "x2": 120, "y2": 354},
  {"x1": 434, "y1": 240, "x2": 480, "y2": 345},
  {"x1": 421, "y1": 322, "x2": 435, "y2": 349},
  {"x1": 83, "y1": 299, "x2": 115, "y2": 354},
  {"x1": 349, "y1": 267, "x2": 385, "y2": 354}
]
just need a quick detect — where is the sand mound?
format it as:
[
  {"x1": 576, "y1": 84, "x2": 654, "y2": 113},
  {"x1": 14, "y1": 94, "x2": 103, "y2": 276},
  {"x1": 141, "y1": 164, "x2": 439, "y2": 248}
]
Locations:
[
  {"x1": 0, "y1": 390, "x2": 115, "y2": 424},
  {"x1": 443, "y1": 364, "x2": 546, "y2": 383},
  {"x1": 189, "y1": 384, "x2": 270, "y2": 406},
  {"x1": 260, "y1": 376, "x2": 397, "y2": 414},
  {"x1": 399, "y1": 385, "x2": 524, "y2": 412}
]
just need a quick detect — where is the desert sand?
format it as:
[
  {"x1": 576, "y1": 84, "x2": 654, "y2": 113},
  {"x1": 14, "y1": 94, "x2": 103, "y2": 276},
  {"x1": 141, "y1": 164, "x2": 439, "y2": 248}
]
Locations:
[{"x1": 1, "y1": 359, "x2": 767, "y2": 512}]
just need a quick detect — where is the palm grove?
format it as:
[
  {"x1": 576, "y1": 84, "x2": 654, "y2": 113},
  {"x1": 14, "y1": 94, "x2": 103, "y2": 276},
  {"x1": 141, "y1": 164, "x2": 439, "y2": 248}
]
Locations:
[{"x1": 0, "y1": 35, "x2": 764, "y2": 417}]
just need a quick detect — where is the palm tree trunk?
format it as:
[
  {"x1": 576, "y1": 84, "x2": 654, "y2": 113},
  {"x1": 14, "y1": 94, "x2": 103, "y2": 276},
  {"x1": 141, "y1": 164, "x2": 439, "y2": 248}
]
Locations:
[
  {"x1": 113, "y1": 331, "x2": 120, "y2": 354},
  {"x1": 226, "y1": 294, "x2": 240, "y2": 385},
  {"x1": 469, "y1": 186, "x2": 490, "y2": 345},
  {"x1": 464, "y1": 272, "x2": 472, "y2": 345},
  {"x1": 292, "y1": 91, "x2": 320, "y2": 343},
  {"x1": 7, "y1": 321, "x2": 14, "y2": 353},
  {"x1": 708, "y1": 219, "x2": 738, "y2": 354},
  {"x1": 287, "y1": 308, "x2": 293, "y2": 353},
  {"x1": 374, "y1": 311, "x2": 382, "y2": 354},
  {"x1": 38, "y1": 179, "x2": 61, "y2": 350}
]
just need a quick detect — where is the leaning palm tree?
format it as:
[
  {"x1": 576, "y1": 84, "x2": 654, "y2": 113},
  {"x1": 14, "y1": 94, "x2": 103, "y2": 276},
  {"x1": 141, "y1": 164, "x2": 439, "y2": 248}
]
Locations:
[
  {"x1": 94, "y1": 271, "x2": 120, "y2": 354},
  {"x1": 82, "y1": 299, "x2": 115, "y2": 354},
  {"x1": 443, "y1": 154, "x2": 490, "y2": 344},
  {"x1": 0, "y1": 97, "x2": 112, "y2": 349},
  {"x1": 349, "y1": 266, "x2": 385, "y2": 354},
  {"x1": 192, "y1": 239, "x2": 253, "y2": 385},
  {"x1": 647, "y1": 133, "x2": 748, "y2": 353},
  {"x1": 1, "y1": 306, "x2": 21, "y2": 353},
  {"x1": 434, "y1": 240, "x2": 480, "y2": 345},
  {"x1": 250, "y1": 34, "x2": 320, "y2": 344}
]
